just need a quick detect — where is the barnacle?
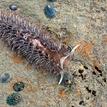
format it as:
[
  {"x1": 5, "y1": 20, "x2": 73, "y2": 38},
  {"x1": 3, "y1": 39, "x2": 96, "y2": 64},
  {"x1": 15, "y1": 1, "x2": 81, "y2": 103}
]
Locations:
[
  {"x1": 0, "y1": 72, "x2": 12, "y2": 83},
  {"x1": 13, "y1": 82, "x2": 25, "y2": 92},
  {"x1": 44, "y1": 5, "x2": 56, "y2": 18},
  {"x1": 6, "y1": 93, "x2": 22, "y2": 106}
]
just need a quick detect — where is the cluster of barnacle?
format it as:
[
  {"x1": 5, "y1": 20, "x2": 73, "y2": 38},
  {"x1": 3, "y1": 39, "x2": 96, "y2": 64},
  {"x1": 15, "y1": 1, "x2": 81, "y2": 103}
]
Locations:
[{"x1": 6, "y1": 81, "x2": 25, "y2": 106}]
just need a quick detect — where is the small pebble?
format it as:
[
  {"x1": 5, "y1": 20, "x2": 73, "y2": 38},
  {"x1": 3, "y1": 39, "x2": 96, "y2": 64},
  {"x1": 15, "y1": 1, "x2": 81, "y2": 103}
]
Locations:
[
  {"x1": 9, "y1": 4, "x2": 18, "y2": 11},
  {"x1": 0, "y1": 73, "x2": 12, "y2": 83},
  {"x1": 44, "y1": 5, "x2": 56, "y2": 18},
  {"x1": 13, "y1": 82, "x2": 25, "y2": 92},
  {"x1": 47, "y1": 0, "x2": 57, "y2": 2},
  {"x1": 6, "y1": 93, "x2": 22, "y2": 106}
]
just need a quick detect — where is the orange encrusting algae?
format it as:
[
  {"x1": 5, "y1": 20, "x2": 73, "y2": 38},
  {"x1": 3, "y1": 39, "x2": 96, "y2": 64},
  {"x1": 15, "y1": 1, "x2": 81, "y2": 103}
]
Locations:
[
  {"x1": 76, "y1": 40, "x2": 102, "y2": 71},
  {"x1": 76, "y1": 85, "x2": 82, "y2": 97},
  {"x1": 102, "y1": 34, "x2": 107, "y2": 43},
  {"x1": 77, "y1": 41, "x2": 93, "y2": 57},
  {"x1": 10, "y1": 53, "x2": 24, "y2": 64},
  {"x1": 58, "y1": 89, "x2": 67, "y2": 98}
]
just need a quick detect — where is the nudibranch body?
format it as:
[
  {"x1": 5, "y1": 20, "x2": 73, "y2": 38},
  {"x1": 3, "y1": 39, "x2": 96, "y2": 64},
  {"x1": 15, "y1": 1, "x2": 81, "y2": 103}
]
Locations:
[{"x1": 0, "y1": 10, "x2": 79, "y2": 85}]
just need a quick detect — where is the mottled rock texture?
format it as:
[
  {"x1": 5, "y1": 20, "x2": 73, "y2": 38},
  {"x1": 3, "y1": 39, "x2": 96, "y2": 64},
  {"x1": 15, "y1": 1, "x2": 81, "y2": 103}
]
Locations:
[{"x1": 0, "y1": 0, "x2": 107, "y2": 107}]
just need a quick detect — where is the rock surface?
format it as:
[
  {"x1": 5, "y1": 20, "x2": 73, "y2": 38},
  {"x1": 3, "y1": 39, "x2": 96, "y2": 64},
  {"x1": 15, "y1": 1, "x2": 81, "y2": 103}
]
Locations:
[{"x1": 0, "y1": 0, "x2": 107, "y2": 107}]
